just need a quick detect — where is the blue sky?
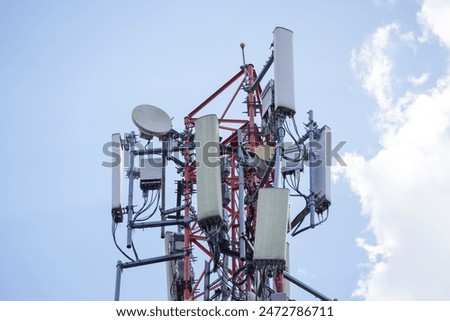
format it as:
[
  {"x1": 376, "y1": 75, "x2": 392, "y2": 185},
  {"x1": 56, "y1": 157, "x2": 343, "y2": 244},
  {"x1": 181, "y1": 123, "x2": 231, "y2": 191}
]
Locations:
[{"x1": 1, "y1": 0, "x2": 449, "y2": 300}]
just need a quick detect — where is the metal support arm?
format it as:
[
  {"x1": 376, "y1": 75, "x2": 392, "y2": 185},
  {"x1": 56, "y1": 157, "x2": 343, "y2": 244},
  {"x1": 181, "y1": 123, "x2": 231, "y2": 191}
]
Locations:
[
  {"x1": 131, "y1": 216, "x2": 195, "y2": 229},
  {"x1": 114, "y1": 253, "x2": 185, "y2": 301},
  {"x1": 283, "y1": 271, "x2": 333, "y2": 301}
]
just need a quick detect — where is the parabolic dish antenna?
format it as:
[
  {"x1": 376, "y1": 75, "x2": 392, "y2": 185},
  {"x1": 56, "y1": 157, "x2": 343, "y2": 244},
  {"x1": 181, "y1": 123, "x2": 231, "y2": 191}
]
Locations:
[{"x1": 131, "y1": 104, "x2": 172, "y2": 139}]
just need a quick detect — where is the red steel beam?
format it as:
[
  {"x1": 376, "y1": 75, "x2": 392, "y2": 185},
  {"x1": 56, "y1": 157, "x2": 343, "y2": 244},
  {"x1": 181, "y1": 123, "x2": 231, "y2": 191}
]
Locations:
[{"x1": 188, "y1": 69, "x2": 245, "y2": 118}]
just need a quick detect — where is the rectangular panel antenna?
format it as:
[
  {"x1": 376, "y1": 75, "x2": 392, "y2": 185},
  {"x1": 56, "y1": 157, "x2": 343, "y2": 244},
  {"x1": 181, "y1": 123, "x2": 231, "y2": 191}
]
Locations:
[
  {"x1": 312, "y1": 126, "x2": 331, "y2": 212},
  {"x1": 253, "y1": 188, "x2": 289, "y2": 268},
  {"x1": 273, "y1": 27, "x2": 295, "y2": 116},
  {"x1": 195, "y1": 114, "x2": 223, "y2": 227},
  {"x1": 111, "y1": 133, "x2": 123, "y2": 220},
  {"x1": 261, "y1": 79, "x2": 274, "y2": 117}
]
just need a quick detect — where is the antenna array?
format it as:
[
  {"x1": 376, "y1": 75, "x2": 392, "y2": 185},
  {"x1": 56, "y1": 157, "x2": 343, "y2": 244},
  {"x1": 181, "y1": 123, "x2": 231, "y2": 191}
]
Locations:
[{"x1": 110, "y1": 27, "x2": 333, "y2": 301}]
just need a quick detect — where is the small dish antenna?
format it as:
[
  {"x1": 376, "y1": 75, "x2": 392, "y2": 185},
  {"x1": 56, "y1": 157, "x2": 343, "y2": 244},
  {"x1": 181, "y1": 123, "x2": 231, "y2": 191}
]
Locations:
[{"x1": 131, "y1": 104, "x2": 172, "y2": 139}]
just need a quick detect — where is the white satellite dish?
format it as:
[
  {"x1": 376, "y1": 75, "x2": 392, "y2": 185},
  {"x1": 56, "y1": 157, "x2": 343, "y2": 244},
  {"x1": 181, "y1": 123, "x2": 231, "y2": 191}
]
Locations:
[{"x1": 131, "y1": 104, "x2": 172, "y2": 139}]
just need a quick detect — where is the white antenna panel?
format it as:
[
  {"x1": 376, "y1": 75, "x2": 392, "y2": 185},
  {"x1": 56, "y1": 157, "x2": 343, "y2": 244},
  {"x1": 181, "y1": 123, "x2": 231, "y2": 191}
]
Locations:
[
  {"x1": 111, "y1": 133, "x2": 123, "y2": 211},
  {"x1": 253, "y1": 188, "x2": 289, "y2": 267},
  {"x1": 131, "y1": 104, "x2": 172, "y2": 139},
  {"x1": 261, "y1": 79, "x2": 274, "y2": 117},
  {"x1": 273, "y1": 27, "x2": 296, "y2": 116},
  {"x1": 195, "y1": 114, "x2": 223, "y2": 226},
  {"x1": 312, "y1": 126, "x2": 331, "y2": 212}
]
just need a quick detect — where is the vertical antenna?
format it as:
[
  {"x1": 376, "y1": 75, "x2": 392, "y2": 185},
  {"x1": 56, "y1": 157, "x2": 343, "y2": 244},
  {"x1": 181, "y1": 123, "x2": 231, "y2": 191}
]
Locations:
[
  {"x1": 160, "y1": 139, "x2": 168, "y2": 239},
  {"x1": 273, "y1": 115, "x2": 285, "y2": 188},
  {"x1": 308, "y1": 110, "x2": 316, "y2": 228},
  {"x1": 237, "y1": 129, "x2": 246, "y2": 261},
  {"x1": 126, "y1": 133, "x2": 135, "y2": 249},
  {"x1": 240, "y1": 42, "x2": 246, "y2": 66}
]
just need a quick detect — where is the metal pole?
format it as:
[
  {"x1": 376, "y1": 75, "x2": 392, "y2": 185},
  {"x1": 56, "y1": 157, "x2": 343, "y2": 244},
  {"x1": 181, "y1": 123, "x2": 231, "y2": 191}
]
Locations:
[
  {"x1": 160, "y1": 139, "x2": 168, "y2": 238},
  {"x1": 182, "y1": 119, "x2": 193, "y2": 300},
  {"x1": 119, "y1": 252, "x2": 185, "y2": 269},
  {"x1": 126, "y1": 133, "x2": 135, "y2": 249},
  {"x1": 176, "y1": 180, "x2": 183, "y2": 233},
  {"x1": 204, "y1": 260, "x2": 210, "y2": 301},
  {"x1": 221, "y1": 255, "x2": 229, "y2": 301},
  {"x1": 307, "y1": 110, "x2": 316, "y2": 228},
  {"x1": 249, "y1": 53, "x2": 273, "y2": 93},
  {"x1": 114, "y1": 260, "x2": 123, "y2": 301},
  {"x1": 237, "y1": 130, "x2": 246, "y2": 261},
  {"x1": 274, "y1": 115, "x2": 285, "y2": 188},
  {"x1": 135, "y1": 145, "x2": 191, "y2": 156},
  {"x1": 131, "y1": 216, "x2": 195, "y2": 229},
  {"x1": 247, "y1": 64, "x2": 257, "y2": 153}
]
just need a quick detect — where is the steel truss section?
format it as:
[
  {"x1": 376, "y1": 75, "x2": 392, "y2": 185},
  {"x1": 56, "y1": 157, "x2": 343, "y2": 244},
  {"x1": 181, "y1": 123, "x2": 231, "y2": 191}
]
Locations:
[{"x1": 180, "y1": 64, "x2": 272, "y2": 300}]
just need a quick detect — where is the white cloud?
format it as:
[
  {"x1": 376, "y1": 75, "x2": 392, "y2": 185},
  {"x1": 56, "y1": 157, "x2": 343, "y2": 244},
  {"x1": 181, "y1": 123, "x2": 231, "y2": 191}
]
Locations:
[
  {"x1": 350, "y1": 23, "x2": 416, "y2": 140},
  {"x1": 296, "y1": 268, "x2": 316, "y2": 281},
  {"x1": 339, "y1": 0, "x2": 450, "y2": 300},
  {"x1": 407, "y1": 73, "x2": 430, "y2": 86},
  {"x1": 372, "y1": 0, "x2": 397, "y2": 7},
  {"x1": 418, "y1": 0, "x2": 450, "y2": 49}
]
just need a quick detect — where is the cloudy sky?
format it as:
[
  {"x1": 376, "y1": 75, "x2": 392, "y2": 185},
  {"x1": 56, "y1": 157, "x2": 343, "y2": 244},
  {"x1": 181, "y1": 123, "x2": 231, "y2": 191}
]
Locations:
[{"x1": 1, "y1": 0, "x2": 449, "y2": 301}]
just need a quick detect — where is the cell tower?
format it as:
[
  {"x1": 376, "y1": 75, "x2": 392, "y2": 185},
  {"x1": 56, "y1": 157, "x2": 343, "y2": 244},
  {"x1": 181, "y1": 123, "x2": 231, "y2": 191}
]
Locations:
[{"x1": 110, "y1": 27, "x2": 333, "y2": 301}]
